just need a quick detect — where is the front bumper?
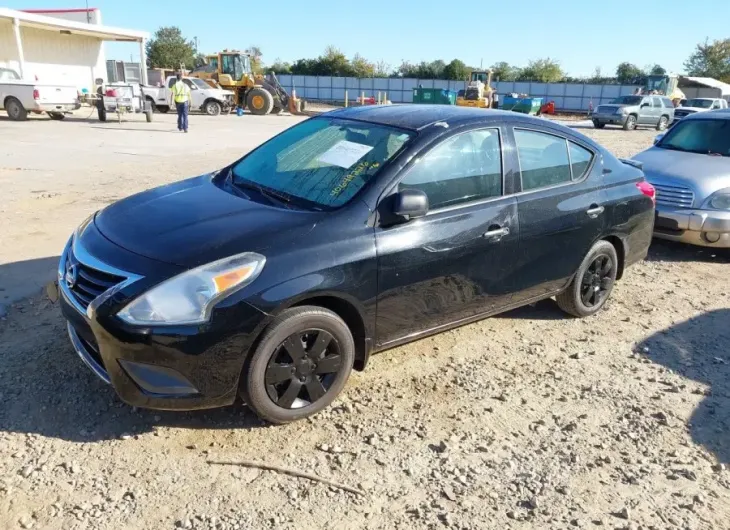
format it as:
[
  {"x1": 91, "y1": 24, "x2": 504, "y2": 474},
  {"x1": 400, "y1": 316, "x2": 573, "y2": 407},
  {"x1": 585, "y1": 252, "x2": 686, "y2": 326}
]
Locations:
[
  {"x1": 57, "y1": 226, "x2": 270, "y2": 410},
  {"x1": 592, "y1": 113, "x2": 628, "y2": 125},
  {"x1": 653, "y1": 207, "x2": 730, "y2": 248}
]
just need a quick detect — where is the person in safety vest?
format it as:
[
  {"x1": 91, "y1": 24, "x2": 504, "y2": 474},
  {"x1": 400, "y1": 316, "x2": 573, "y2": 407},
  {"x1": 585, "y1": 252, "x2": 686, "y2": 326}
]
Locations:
[{"x1": 170, "y1": 72, "x2": 191, "y2": 133}]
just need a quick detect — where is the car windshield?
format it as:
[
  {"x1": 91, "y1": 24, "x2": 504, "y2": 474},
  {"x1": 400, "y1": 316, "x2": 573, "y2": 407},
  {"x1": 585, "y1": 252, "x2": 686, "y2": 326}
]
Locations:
[
  {"x1": 611, "y1": 96, "x2": 642, "y2": 105},
  {"x1": 191, "y1": 78, "x2": 210, "y2": 89},
  {"x1": 682, "y1": 99, "x2": 714, "y2": 109},
  {"x1": 658, "y1": 119, "x2": 730, "y2": 157},
  {"x1": 231, "y1": 117, "x2": 414, "y2": 209}
]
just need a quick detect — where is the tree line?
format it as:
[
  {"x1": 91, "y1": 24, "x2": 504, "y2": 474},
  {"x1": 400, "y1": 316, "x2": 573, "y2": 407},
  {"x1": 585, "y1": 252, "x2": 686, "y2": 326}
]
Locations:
[{"x1": 145, "y1": 27, "x2": 730, "y2": 85}]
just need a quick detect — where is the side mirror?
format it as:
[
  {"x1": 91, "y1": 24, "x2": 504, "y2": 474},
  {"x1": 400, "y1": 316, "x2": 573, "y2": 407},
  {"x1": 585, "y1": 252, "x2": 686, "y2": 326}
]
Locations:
[
  {"x1": 654, "y1": 133, "x2": 665, "y2": 145},
  {"x1": 393, "y1": 189, "x2": 429, "y2": 220},
  {"x1": 640, "y1": 103, "x2": 650, "y2": 108}
]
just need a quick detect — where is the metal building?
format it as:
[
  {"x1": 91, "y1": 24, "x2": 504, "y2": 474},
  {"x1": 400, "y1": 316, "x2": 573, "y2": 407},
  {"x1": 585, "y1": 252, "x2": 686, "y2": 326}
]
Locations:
[{"x1": 0, "y1": 7, "x2": 149, "y2": 92}]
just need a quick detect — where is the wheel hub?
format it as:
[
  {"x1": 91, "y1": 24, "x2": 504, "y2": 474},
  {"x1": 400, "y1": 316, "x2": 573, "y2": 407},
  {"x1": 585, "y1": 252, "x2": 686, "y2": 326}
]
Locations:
[{"x1": 296, "y1": 358, "x2": 315, "y2": 378}]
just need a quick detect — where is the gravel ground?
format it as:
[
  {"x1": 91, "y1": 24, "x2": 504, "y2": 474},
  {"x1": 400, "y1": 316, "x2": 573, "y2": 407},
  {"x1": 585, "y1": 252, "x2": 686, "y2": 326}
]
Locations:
[{"x1": 1, "y1": 113, "x2": 728, "y2": 530}]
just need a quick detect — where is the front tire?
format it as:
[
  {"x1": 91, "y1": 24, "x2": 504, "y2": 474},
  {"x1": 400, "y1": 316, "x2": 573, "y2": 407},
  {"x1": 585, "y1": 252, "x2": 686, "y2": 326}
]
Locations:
[
  {"x1": 242, "y1": 306, "x2": 354, "y2": 424},
  {"x1": 246, "y1": 87, "x2": 274, "y2": 115},
  {"x1": 656, "y1": 115, "x2": 669, "y2": 131},
  {"x1": 48, "y1": 112, "x2": 66, "y2": 120},
  {"x1": 204, "y1": 100, "x2": 222, "y2": 116},
  {"x1": 556, "y1": 240, "x2": 618, "y2": 318},
  {"x1": 592, "y1": 119, "x2": 605, "y2": 129},
  {"x1": 623, "y1": 114, "x2": 637, "y2": 131},
  {"x1": 5, "y1": 97, "x2": 27, "y2": 121}
]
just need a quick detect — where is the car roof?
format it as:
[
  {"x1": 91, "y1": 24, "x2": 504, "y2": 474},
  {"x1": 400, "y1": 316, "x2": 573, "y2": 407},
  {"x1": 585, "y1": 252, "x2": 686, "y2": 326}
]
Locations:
[{"x1": 325, "y1": 104, "x2": 547, "y2": 132}]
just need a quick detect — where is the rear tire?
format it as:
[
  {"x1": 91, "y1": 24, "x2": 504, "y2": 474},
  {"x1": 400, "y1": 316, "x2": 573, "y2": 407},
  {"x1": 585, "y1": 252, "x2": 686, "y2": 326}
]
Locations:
[
  {"x1": 5, "y1": 97, "x2": 27, "y2": 121},
  {"x1": 592, "y1": 119, "x2": 605, "y2": 129},
  {"x1": 556, "y1": 240, "x2": 618, "y2": 318},
  {"x1": 656, "y1": 115, "x2": 669, "y2": 131},
  {"x1": 246, "y1": 87, "x2": 274, "y2": 115},
  {"x1": 146, "y1": 97, "x2": 157, "y2": 112},
  {"x1": 48, "y1": 112, "x2": 66, "y2": 120},
  {"x1": 242, "y1": 306, "x2": 354, "y2": 424},
  {"x1": 623, "y1": 115, "x2": 637, "y2": 131}
]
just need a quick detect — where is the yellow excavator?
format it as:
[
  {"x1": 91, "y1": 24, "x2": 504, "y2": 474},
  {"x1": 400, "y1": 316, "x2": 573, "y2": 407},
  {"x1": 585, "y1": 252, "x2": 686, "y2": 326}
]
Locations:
[
  {"x1": 456, "y1": 70, "x2": 495, "y2": 109},
  {"x1": 190, "y1": 50, "x2": 291, "y2": 115}
]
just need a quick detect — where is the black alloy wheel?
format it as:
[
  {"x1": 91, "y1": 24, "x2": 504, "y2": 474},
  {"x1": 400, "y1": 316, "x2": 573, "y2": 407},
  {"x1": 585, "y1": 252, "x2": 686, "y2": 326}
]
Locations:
[
  {"x1": 265, "y1": 329, "x2": 342, "y2": 409},
  {"x1": 579, "y1": 255, "x2": 613, "y2": 308},
  {"x1": 556, "y1": 240, "x2": 618, "y2": 318},
  {"x1": 243, "y1": 306, "x2": 354, "y2": 424}
]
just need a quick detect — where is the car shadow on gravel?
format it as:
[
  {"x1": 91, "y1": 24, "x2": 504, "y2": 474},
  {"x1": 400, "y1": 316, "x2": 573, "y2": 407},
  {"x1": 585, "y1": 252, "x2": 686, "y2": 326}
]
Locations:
[
  {"x1": 646, "y1": 239, "x2": 730, "y2": 263},
  {"x1": 0, "y1": 256, "x2": 59, "y2": 309},
  {"x1": 0, "y1": 315, "x2": 269, "y2": 442},
  {"x1": 639, "y1": 309, "x2": 730, "y2": 465},
  {"x1": 498, "y1": 299, "x2": 566, "y2": 321}
]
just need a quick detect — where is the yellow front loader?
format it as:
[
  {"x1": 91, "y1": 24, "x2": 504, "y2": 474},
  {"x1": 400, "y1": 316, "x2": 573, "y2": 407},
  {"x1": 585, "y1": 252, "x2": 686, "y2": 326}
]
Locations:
[
  {"x1": 456, "y1": 70, "x2": 494, "y2": 109},
  {"x1": 190, "y1": 50, "x2": 291, "y2": 115}
]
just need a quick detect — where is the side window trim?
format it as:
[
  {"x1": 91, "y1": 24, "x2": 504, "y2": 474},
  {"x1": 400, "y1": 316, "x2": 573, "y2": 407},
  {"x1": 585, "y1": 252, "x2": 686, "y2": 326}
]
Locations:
[
  {"x1": 394, "y1": 125, "x2": 507, "y2": 215},
  {"x1": 512, "y1": 126, "x2": 596, "y2": 194}
]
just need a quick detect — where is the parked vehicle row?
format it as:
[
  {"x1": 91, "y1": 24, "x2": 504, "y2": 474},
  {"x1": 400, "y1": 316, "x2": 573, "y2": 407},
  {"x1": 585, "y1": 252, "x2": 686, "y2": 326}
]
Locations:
[
  {"x1": 54, "y1": 106, "x2": 657, "y2": 424},
  {"x1": 0, "y1": 67, "x2": 79, "y2": 121}
]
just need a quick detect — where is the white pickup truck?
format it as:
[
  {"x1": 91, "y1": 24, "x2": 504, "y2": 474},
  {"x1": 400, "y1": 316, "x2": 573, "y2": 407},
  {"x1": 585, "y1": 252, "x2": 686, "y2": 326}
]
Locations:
[
  {"x1": 0, "y1": 67, "x2": 80, "y2": 121},
  {"x1": 141, "y1": 76, "x2": 234, "y2": 116},
  {"x1": 673, "y1": 97, "x2": 728, "y2": 123}
]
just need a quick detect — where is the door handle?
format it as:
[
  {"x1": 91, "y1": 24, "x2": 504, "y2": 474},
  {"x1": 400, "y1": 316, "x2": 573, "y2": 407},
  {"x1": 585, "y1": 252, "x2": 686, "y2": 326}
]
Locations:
[
  {"x1": 586, "y1": 205, "x2": 604, "y2": 217},
  {"x1": 483, "y1": 226, "x2": 510, "y2": 240}
]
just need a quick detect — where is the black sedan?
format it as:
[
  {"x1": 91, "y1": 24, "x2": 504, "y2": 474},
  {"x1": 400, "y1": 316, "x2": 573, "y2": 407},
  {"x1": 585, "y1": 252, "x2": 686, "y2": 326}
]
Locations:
[{"x1": 57, "y1": 105, "x2": 655, "y2": 424}]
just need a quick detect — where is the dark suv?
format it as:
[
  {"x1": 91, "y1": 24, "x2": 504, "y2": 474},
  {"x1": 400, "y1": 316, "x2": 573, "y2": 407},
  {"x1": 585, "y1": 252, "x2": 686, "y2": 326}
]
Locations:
[{"x1": 57, "y1": 106, "x2": 656, "y2": 423}]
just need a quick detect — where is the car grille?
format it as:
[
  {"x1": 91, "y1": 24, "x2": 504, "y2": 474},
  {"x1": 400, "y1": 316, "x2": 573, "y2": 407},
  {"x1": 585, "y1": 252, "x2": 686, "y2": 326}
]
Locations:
[
  {"x1": 64, "y1": 246, "x2": 126, "y2": 310},
  {"x1": 653, "y1": 183, "x2": 695, "y2": 209},
  {"x1": 597, "y1": 106, "x2": 615, "y2": 114}
]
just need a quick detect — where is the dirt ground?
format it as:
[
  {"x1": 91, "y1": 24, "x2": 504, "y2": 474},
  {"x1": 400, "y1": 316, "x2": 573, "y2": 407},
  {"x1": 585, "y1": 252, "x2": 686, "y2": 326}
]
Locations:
[{"x1": 1, "y1": 111, "x2": 728, "y2": 530}]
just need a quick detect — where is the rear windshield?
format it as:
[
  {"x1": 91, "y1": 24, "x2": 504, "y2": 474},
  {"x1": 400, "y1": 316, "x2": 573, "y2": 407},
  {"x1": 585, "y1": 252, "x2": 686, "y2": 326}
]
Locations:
[
  {"x1": 682, "y1": 99, "x2": 713, "y2": 109},
  {"x1": 658, "y1": 119, "x2": 730, "y2": 157},
  {"x1": 231, "y1": 117, "x2": 413, "y2": 209},
  {"x1": 610, "y1": 96, "x2": 642, "y2": 105}
]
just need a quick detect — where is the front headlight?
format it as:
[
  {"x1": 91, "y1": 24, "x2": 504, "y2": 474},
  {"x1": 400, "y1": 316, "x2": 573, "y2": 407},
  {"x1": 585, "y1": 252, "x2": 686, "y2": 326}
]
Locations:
[
  {"x1": 709, "y1": 193, "x2": 730, "y2": 210},
  {"x1": 618, "y1": 107, "x2": 628, "y2": 115},
  {"x1": 118, "y1": 252, "x2": 266, "y2": 325}
]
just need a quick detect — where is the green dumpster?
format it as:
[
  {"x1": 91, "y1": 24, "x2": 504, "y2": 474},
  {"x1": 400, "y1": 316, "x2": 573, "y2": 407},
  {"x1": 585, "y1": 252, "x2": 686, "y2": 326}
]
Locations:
[{"x1": 412, "y1": 88, "x2": 456, "y2": 105}]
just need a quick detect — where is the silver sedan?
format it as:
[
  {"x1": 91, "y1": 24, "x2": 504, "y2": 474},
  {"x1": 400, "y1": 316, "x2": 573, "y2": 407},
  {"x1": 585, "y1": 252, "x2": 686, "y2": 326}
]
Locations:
[{"x1": 632, "y1": 109, "x2": 730, "y2": 248}]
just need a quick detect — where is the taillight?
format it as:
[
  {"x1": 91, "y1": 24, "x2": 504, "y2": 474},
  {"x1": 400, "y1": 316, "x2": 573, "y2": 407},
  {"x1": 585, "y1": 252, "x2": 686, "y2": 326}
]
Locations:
[
  {"x1": 636, "y1": 181, "x2": 656, "y2": 204},
  {"x1": 32, "y1": 89, "x2": 40, "y2": 100}
]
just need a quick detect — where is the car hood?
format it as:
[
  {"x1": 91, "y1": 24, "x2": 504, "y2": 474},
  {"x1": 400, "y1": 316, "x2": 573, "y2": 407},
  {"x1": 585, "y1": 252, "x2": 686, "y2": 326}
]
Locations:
[
  {"x1": 95, "y1": 175, "x2": 323, "y2": 268},
  {"x1": 632, "y1": 147, "x2": 730, "y2": 198},
  {"x1": 598, "y1": 104, "x2": 629, "y2": 109}
]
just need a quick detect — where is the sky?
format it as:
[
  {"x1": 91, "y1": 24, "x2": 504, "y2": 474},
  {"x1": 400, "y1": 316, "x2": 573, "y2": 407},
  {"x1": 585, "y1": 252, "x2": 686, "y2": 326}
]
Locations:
[{"x1": 7, "y1": 0, "x2": 729, "y2": 77}]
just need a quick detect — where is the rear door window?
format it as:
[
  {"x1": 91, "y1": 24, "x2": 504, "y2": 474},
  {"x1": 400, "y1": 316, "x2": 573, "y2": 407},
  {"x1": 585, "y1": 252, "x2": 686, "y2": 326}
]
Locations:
[
  {"x1": 568, "y1": 142, "x2": 594, "y2": 179},
  {"x1": 514, "y1": 129, "x2": 572, "y2": 191}
]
